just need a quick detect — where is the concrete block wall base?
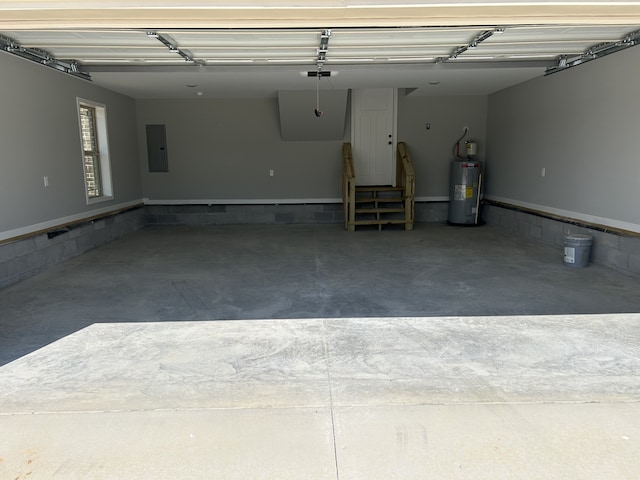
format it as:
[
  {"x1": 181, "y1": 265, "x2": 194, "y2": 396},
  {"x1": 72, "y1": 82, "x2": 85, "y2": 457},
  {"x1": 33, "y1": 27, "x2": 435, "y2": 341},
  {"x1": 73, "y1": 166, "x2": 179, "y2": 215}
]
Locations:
[
  {"x1": 483, "y1": 203, "x2": 640, "y2": 278},
  {"x1": 4, "y1": 202, "x2": 639, "y2": 289},
  {"x1": 144, "y1": 203, "x2": 344, "y2": 226},
  {"x1": 5, "y1": 202, "x2": 449, "y2": 289},
  {"x1": 0, "y1": 208, "x2": 145, "y2": 289},
  {"x1": 145, "y1": 202, "x2": 448, "y2": 227}
]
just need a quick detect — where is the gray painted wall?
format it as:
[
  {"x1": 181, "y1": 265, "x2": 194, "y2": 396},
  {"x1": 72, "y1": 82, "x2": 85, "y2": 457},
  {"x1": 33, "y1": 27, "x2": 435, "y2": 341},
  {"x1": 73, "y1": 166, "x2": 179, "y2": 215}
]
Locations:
[
  {"x1": 0, "y1": 51, "x2": 142, "y2": 235},
  {"x1": 137, "y1": 97, "x2": 349, "y2": 201},
  {"x1": 137, "y1": 92, "x2": 488, "y2": 202},
  {"x1": 278, "y1": 90, "x2": 349, "y2": 141},
  {"x1": 2, "y1": 43, "x2": 489, "y2": 242},
  {"x1": 486, "y1": 45, "x2": 640, "y2": 231},
  {"x1": 397, "y1": 93, "x2": 488, "y2": 199}
]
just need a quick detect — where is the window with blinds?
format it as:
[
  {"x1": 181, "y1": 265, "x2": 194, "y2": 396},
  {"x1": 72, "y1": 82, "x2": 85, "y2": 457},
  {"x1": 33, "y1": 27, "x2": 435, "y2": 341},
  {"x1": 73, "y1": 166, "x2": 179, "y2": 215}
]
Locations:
[{"x1": 79, "y1": 105, "x2": 102, "y2": 198}]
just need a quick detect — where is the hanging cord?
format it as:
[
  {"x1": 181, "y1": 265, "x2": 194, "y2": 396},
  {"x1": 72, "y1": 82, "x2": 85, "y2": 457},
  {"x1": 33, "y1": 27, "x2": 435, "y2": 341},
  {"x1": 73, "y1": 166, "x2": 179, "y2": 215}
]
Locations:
[
  {"x1": 314, "y1": 72, "x2": 323, "y2": 117},
  {"x1": 452, "y1": 127, "x2": 468, "y2": 158}
]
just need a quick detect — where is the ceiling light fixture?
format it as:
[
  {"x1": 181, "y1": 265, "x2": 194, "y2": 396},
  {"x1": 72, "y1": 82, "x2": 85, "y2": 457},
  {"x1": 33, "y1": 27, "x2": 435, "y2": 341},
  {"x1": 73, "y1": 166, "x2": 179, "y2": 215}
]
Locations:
[
  {"x1": 307, "y1": 71, "x2": 332, "y2": 77},
  {"x1": 302, "y1": 70, "x2": 338, "y2": 77}
]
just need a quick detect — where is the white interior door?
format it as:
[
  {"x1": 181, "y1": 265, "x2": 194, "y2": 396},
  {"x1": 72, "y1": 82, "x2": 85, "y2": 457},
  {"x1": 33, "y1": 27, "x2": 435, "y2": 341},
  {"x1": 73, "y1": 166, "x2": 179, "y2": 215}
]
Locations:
[{"x1": 351, "y1": 88, "x2": 397, "y2": 186}]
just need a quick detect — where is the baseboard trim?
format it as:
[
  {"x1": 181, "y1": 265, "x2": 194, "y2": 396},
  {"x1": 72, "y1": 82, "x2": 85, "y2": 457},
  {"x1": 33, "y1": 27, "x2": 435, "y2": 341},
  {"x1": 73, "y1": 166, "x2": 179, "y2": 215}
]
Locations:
[{"x1": 484, "y1": 196, "x2": 640, "y2": 236}]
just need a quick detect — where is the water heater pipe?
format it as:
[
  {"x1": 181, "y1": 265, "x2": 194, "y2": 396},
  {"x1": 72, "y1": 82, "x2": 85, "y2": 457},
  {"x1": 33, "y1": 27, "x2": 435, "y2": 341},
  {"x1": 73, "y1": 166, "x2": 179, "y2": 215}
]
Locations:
[
  {"x1": 452, "y1": 127, "x2": 469, "y2": 158},
  {"x1": 475, "y1": 172, "x2": 482, "y2": 224}
]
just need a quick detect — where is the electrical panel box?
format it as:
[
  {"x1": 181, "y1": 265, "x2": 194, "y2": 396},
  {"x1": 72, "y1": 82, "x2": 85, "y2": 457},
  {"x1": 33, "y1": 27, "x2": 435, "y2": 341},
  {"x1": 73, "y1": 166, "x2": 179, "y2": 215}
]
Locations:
[{"x1": 146, "y1": 124, "x2": 169, "y2": 173}]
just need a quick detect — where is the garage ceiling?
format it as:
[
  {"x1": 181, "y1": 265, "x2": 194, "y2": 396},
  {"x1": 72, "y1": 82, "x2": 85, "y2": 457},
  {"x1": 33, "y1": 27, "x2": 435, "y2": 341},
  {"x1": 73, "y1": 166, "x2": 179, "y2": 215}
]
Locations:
[{"x1": 1, "y1": 1, "x2": 639, "y2": 98}]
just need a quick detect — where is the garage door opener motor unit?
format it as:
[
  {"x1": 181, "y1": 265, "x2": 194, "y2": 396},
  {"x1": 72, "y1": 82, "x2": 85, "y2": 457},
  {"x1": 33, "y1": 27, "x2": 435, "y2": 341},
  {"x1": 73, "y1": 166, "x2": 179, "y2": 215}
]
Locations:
[{"x1": 448, "y1": 128, "x2": 482, "y2": 225}]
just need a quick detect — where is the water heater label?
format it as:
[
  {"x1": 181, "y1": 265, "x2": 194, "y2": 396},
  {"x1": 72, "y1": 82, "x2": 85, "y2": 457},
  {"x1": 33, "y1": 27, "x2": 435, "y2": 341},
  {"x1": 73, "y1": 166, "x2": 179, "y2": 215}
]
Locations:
[
  {"x1": 466, "y1": 186, "x2": 473, "y2": 198},
  {"x1": 454, "y1": 185, "x2": 466, "y2": 200}
]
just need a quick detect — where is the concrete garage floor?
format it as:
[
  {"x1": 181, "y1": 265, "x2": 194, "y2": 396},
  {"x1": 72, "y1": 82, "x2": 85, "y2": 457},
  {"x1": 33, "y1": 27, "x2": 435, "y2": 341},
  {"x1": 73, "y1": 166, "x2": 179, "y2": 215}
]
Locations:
[{"x1": 1, "y1": 223, "x2": 639, "y2": 479}]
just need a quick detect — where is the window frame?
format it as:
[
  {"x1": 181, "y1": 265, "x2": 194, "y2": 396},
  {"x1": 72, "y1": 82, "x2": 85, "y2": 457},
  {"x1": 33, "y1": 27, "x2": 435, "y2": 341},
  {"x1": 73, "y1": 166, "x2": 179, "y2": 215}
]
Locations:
[{"x1": 76, "y1": 98, "x2": 113, "y2": 204}]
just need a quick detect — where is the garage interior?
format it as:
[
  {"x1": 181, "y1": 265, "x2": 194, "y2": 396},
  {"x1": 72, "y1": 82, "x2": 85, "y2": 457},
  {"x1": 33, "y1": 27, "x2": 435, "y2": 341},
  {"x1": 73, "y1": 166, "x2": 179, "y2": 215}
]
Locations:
[{"x1": 1, "y1": 1, "x2": 640, "y2": 478}]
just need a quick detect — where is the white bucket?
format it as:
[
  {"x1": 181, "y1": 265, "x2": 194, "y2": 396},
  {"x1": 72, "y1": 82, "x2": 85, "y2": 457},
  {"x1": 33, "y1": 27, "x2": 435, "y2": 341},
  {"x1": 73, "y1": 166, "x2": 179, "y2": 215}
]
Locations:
[{"x1": 564, "y1": 234, "x2": 593, "y2": 268}]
